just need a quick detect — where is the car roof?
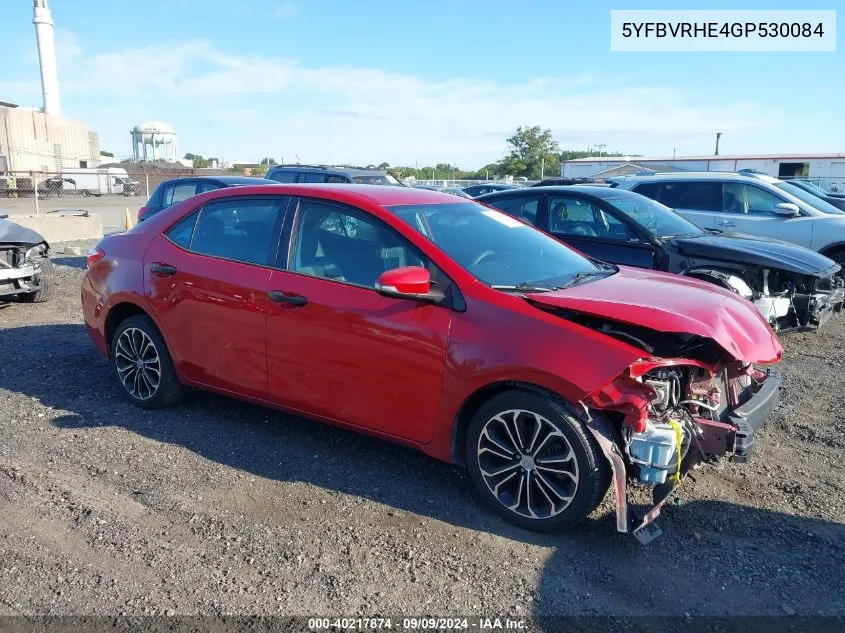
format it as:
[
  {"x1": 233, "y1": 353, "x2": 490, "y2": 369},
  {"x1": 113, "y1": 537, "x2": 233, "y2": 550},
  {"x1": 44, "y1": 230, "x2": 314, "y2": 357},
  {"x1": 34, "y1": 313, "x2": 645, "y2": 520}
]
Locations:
[
  {"x1": 160, "y1": 175, "x2": 278, "y2": 185},
  {"x1": 477, "y1": 184, "x2": 632, "y2": 200},
  {"x1": 267, "y1": 165, "x2": 389, "y2": 176},
  {"x1": 193, "y1": 183, "x2": 463, "y2": 207},
  {"x1": 613, "y1": 171, "x2": 780, "y2": 182}
]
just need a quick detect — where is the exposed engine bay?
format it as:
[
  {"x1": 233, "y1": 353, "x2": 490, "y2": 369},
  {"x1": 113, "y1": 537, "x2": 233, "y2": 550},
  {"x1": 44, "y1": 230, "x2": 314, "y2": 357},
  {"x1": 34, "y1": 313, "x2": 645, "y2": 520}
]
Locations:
[
  {"x1": 0, "y1": 217, "x2": 52, "y2": 301},
  {"x1": 686, "y1": 265, "x2": 844, "y2": 332},
  {"x1": 562, "y1": 312, "x2": 782, "y2": 544}
]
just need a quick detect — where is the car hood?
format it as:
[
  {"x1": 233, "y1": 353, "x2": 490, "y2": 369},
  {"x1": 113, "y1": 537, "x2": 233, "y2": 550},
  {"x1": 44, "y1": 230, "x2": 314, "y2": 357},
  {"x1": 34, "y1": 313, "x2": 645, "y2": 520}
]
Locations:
[
  {"x1": 0, "y1": 217, "x2": 47, "y2": 246},
  {"x1": 673, "y1": 232, "x2": 838, "y2": 276},
  {"x1": 528, "y1": 267, "x2": 783, "y2": 364}
]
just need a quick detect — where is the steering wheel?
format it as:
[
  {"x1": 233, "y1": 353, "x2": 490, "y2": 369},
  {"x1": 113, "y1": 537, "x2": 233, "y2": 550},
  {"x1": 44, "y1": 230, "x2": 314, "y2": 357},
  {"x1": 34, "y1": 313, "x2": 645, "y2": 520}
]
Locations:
[{"x1": 472, "y1": 250, "x2": 496, "y2": 266}]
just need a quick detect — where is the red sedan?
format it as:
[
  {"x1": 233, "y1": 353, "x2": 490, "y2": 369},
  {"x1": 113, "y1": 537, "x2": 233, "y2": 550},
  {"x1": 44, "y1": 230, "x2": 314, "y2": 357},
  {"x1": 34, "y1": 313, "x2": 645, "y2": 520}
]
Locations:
[{"x1": 82, "y1": 184, "x2": 784, "y2": 539}]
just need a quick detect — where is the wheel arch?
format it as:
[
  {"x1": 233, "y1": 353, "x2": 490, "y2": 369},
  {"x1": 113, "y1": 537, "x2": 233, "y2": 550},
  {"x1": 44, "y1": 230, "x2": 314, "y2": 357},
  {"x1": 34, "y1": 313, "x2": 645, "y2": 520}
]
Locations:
[
  {"x1": 103, "y1": 300, "x2": 157, "y2": 356},
  {"x1": 679, "y1": 265, "x2": 745, "y2": 291},
  {"x1": 820, "y1": 241, "x2": 845, "y2": 261},
  {"x1": 449, "y1": 380, "x2": 581, "y2": 466}
]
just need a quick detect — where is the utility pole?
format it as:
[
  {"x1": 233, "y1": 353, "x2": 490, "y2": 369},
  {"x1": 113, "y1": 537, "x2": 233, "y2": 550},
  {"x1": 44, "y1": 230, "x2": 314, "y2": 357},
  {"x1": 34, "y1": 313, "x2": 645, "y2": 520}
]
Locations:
[
  {"x1": 714, "y1": 133, "x2": 722, "y2": 156},
  {"x1": 673, "y1": 148, "x2": 677, "y2": 159},
  {"x1": 541, "y1": 156, "x2": 545, "y2": 180}
]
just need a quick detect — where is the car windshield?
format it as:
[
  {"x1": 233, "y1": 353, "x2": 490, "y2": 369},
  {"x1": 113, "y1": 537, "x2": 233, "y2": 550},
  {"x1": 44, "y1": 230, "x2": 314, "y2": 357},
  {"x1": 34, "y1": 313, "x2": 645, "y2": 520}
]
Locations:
[
  {"x1": 776, "y1": 182, "x2": 844, "y2": 215},
  {"x1": 353, "y1": 174, "x2": 403, "y2": 186},
  {"x1": 387, "y1": 202, "x2": 609, "y2": 289},
  {"x1": 606, "y1": 195, "x2": 705, "y2": 238},
  {"x1": 793, "y1": 180, "x2": 829, "y2": 196}
]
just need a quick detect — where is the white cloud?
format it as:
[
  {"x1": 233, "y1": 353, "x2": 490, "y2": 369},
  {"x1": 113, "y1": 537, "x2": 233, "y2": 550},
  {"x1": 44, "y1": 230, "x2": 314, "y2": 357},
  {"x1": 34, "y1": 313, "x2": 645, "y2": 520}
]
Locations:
[
  {"x1": 273, "y1": 2, "x2": 298, "y2": 19},
  {"x1": 49, "y1": 38, "x2": 786, "y2": 166}
]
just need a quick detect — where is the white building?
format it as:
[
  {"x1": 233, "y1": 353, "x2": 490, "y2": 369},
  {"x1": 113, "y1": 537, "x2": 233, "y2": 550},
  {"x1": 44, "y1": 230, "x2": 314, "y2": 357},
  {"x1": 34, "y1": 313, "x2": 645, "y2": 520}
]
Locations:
[
  {"x1": 562, "y1": 153, "x2": 845, "y2": 189},
  {"x1": 0, "y1": 102, "x2": 100, "y2": 173}
]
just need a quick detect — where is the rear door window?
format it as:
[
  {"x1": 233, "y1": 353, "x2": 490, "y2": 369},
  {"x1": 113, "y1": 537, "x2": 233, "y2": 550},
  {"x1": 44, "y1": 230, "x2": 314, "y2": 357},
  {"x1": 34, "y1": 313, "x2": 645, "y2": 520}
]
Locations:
[
  {"x1": 657, "y1": 182, "x2": 722, "y2": 211},
  {"x1": 164, "y1": 182, "x2": 201, "y2": 207},
  {"x1": 301, "y1": 173, "x2": 328, "y2": 183},
  {"x1": 190, "y1": 198, "x2": 287, "y2": 266},
  {"x1": 268, "y1": 170, "x2": 298, "y2": 183}
]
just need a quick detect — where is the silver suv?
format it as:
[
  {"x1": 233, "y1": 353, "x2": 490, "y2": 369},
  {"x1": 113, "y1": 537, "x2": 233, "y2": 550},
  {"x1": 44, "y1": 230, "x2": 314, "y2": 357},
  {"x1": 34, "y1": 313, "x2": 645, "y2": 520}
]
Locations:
[{"x1": 612, "y1": 172, "x2": 845, "y2": 264}]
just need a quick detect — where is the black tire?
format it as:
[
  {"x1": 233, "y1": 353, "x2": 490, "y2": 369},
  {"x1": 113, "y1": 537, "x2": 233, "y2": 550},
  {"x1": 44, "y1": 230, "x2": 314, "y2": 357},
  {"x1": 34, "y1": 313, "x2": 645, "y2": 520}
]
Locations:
[
  {"x1": 110, "y1": 314, "x2": 184, "y2": 409},
  {"x1": 466, "y1": 389, "x2": 610, "y2": 532},
  {"x1": 17, "y1": 257, "x2": 54, "y2": 303},
  {"x1": 826, "y1": 248, "x2": 845, "y2": 267}
]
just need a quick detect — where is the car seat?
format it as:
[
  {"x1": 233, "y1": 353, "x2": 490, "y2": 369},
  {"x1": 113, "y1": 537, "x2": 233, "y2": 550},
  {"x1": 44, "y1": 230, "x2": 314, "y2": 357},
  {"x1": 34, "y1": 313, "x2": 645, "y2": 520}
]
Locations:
[
  {"x1": 297, "y1": 213, "x2": 344, "y2": 280},
  {"x1": 551, "y1": 201, "x2": 597, "y2": 237}
]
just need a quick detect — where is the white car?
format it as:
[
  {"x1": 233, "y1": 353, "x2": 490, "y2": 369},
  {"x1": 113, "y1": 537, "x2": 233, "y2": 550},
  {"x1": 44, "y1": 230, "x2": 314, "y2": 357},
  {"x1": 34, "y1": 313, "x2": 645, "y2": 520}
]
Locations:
[{"x1": 612, "y1": 172, "x2": 845, "y2": 265}]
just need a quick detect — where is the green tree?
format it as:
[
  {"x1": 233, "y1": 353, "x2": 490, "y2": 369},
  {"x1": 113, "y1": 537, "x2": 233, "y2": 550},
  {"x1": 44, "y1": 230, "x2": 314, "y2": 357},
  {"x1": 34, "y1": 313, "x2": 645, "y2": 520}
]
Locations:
[
  {"x1": 260, "y1": 157, "x2": 278, "y2": 166},
  {"x1": 100, "y1": 150, "x2": 114, "y2": 158},
  {"x1": 183, "y1": 153, "x2": 216, "y2": 168},
  {"x1": 505, "y1": 126, "x2": 560, "y2": 179}
]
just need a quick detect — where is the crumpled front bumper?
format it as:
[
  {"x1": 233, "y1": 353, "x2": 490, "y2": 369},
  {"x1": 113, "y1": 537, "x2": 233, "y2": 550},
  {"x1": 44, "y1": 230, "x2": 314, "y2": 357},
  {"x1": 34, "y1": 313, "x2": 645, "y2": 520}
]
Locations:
[
  {"x1": 807, "y1": 283, "x2": 845, "y2": 328},
  {"x1": 586, "y1": 367, "x2": 782, "y2": 544},
  {"x1": 0, "y1": 260, "x2": 38, "y2": 298},
  {"x1": 729, "y1": 367, "x2": 782, "y2": 461}
]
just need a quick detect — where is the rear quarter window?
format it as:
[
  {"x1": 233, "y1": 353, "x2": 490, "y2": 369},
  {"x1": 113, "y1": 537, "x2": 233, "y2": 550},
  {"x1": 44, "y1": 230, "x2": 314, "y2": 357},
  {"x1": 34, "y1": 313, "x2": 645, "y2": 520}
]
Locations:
[{"x1": 165, "y1": 210, "x2": 200, "y2": 248}]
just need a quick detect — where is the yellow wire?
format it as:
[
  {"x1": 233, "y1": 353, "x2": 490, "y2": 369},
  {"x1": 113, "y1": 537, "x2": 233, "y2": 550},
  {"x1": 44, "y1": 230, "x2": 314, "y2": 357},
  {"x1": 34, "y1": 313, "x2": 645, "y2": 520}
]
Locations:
[{"x1": 667, "y1": 418, "x2": 683, "y2": 487}]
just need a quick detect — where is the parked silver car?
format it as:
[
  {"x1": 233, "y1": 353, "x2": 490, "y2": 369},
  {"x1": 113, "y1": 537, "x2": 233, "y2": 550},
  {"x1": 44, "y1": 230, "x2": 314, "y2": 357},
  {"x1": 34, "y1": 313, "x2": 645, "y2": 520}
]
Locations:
[{"x1": 612, "y1": 172, "x2": 845, "y2": 265}]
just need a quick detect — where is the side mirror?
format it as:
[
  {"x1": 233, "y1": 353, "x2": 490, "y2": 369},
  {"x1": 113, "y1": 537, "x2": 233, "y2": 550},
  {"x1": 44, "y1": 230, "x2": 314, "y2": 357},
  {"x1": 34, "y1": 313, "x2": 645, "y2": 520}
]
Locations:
[
  {"x1": 375, "y1": 266, "x2": 443, "y2": 304},
  {"x1": 774, "y1": 202, "x2": 800, "y2": 217}
]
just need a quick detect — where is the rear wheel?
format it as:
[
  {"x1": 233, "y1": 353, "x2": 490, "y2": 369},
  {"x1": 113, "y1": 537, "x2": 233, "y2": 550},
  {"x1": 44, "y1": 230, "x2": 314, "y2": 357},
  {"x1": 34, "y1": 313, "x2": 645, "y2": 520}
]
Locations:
[
  {"x1": 465, "y1": 389, "x2": 610, "y2": 532},
  {"x1": 110, "y1": 315, "x2": 184, "y2": 409},
  {"x1": 17, "y1": 257, "x2": 53, "y2": 303}
]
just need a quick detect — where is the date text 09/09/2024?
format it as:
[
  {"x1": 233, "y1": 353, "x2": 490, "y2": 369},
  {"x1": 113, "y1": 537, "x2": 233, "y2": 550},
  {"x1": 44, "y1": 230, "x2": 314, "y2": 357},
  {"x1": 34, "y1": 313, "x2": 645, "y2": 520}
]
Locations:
[{"x1": 307, "y1": 617, "x2": 527, "y2": 630}]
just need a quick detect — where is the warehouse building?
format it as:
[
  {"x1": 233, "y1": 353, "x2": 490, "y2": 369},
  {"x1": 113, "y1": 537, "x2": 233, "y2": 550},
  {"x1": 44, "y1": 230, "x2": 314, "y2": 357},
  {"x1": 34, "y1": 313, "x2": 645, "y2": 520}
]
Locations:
[
  {"x1": 0, "y1": 101, "x2": 100, "y2": 173},
  {"x1": 562, "y1": 153, "x2": 845, "y2": 190}
]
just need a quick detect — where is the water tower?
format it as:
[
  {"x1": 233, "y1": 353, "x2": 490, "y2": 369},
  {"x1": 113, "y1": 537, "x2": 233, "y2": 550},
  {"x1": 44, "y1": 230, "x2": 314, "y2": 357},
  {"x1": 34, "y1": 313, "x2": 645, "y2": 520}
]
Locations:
[{"x1": 130, "y1": 121, "x2": 178, "y2": 162}]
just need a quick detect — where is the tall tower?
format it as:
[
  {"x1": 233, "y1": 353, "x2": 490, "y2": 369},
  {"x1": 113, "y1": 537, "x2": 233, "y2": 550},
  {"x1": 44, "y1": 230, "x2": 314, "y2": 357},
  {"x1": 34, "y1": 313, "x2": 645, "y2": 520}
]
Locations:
[{"x1": 33, "y1": 0, "x2": 61, "y2": 117}]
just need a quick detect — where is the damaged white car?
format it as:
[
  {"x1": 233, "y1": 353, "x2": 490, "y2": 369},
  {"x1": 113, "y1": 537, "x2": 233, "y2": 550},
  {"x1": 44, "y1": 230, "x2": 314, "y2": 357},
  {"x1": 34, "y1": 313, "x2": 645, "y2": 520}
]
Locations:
[{"x1": 0, "y1": 214, "x2": 53, "y2": 303}]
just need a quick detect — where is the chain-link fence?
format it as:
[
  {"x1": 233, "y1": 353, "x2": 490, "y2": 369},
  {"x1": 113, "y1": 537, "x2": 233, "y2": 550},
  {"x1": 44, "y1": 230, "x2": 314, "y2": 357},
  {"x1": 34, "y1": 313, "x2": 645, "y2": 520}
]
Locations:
[{"x1": 0, "y1": 168, "x2": 248, "y2": 221}]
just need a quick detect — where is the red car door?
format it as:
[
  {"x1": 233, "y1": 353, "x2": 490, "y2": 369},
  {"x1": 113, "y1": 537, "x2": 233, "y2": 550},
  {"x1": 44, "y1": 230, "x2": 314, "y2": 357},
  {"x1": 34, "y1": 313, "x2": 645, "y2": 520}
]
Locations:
[
  {"x1": 265, "y1": 198, "x2": 452, "y2": 443},
  {"x1": 144, "y1": 196, "x2": 289, "y2": 400}
]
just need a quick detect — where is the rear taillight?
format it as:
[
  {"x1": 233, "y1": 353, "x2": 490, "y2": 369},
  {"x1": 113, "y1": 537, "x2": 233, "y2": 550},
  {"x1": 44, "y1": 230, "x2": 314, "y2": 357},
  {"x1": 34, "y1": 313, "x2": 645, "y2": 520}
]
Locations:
[
  {"x1": 87, "y1": 246, "x2": 105, "y2": 269},
  {"x1": 137, "y1": 206, "x2": 149, "y2": 221}
]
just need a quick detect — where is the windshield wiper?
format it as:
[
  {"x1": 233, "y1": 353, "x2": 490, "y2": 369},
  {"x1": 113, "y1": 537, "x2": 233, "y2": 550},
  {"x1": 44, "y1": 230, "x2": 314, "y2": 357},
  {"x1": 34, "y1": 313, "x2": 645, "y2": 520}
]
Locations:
[
  {"x1": 559, "y1": 269, "x2": 615, "y2": 289},
  {"x1": 491, "y1": 282, "x2": 559, "y2": 293}
]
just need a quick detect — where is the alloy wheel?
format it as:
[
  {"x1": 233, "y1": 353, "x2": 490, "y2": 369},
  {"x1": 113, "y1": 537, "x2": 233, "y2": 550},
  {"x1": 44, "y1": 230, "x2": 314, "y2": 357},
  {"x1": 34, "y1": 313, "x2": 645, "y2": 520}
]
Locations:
[
  {"x1": 114, "y1": 327, "x2": 161, "y2": 401},
  {"x1": 476, "y1": 409, "x2": 579, "y2": 519}
]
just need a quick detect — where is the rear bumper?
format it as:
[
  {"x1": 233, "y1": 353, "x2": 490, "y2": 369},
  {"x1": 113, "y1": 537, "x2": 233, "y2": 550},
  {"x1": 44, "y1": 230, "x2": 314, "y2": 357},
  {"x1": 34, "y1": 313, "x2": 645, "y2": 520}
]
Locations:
[
  {"x1": 728, "y1": 367, "x2": 782, "y2": 461},
  {"x1": 81, "y1": 277, "x2": 109, "y2": 358}
]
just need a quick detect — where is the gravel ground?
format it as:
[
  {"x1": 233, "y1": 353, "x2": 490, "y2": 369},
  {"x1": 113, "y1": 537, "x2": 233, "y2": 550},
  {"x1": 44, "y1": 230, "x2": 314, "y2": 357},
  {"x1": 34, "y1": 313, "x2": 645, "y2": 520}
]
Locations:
[{"x1": 1, "y1": 241, "x2": 844, "y2": 622}]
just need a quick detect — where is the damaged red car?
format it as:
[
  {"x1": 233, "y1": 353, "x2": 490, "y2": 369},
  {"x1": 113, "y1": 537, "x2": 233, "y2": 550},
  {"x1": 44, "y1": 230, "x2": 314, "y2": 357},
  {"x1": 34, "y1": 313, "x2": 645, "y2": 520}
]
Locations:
[{"x1": 81, "y1": 185, "x2": 784, "y2": 540}]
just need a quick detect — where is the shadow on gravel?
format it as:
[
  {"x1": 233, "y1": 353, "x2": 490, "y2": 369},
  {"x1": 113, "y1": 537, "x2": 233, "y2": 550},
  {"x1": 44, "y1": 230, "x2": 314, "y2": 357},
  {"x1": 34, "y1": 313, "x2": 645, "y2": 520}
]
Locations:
[
  {"x1": 51, "y1": 255, "x2": 87, "y2": 269},
  {"x1": 2, "y1": 323, "x2": 844, "y2": 621},
  {"x1": 534, "y1": 500, "x2": 845, "y2": 624}
]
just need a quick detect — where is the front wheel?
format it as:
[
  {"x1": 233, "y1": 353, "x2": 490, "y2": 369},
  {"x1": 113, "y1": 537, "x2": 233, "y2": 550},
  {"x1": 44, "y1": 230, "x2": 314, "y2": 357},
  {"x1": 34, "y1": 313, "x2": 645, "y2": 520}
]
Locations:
[
  {"x1": 110, "y1": 315, "x2": 184, "y2": 409},
  {"x1": 466, "y1": 390, "x2": 610, "y2": 532},
  {"x1": 17, "y1": 257, "x2": 53, "y2": 303}
]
